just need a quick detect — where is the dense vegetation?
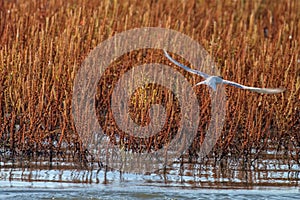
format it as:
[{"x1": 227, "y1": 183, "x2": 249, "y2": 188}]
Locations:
[{"x1": 0, "y1": 0, "x2": 299, "y2": 167}]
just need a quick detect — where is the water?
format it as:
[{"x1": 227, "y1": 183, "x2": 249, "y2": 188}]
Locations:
[
  {"x1": 0, "y1": 164, "x2": 299, "y2": 199},
  {"x1": 0, "y1": 147, "x2": 299, "y2": 199},
  {"x1": 1, "y1": 185, "x2": 299, "y2": 200},
  {"x1": 1, "y1": 170, "x2": 299, "y2": 200}
]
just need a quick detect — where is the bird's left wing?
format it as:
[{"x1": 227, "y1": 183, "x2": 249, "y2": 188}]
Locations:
[{"x1": 163, "y1": 50, "x2": 210, "y2": 79}]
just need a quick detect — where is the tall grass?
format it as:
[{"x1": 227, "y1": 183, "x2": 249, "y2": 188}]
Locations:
[{"x1": 0, "y1": 0, "x2": 299, "y2": 165}]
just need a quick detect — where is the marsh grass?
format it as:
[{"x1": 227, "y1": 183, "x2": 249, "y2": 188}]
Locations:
[{"x1": 0, "y1": 0, "x2": 299, "y2": 167}]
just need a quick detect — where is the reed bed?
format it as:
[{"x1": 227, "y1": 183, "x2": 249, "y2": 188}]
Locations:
[{"x1": 0, "y1": 0, "x2": 299, "y2": 167}]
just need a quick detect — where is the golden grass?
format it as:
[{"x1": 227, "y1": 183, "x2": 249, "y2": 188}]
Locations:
[{"x1": 0, "y1": 0, "x2": 299, "y2": 164}]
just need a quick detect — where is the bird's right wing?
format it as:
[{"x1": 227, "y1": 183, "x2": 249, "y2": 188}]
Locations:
[
  {"x1": 163, "y1": 50, "x2": 210, "y2": 79},
  {"x1": 223, "y1": 80, "x2": 285, "y2": 94}
]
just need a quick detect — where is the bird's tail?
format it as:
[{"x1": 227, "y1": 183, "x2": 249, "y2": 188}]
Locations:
[{"x1": 194, "y1": 81, "x2": 206, "y2": 87}]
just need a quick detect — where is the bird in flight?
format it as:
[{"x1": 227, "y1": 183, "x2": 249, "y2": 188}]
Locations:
[{"x1": 163, "y1": 50, "x2": 285, "y2": 94}]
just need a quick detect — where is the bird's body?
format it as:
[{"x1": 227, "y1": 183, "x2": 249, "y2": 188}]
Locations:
[
  {"x1": 196, "y1": 76, "x2": 224, "y2": 91},
  {"x1": 163, "y1": 50, "x2": 285, "y2": 94}
]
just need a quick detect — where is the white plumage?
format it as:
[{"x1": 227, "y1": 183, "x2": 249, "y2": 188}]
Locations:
[{"x1": 164, "y1": 50, "x2": 285, "y2": 94}]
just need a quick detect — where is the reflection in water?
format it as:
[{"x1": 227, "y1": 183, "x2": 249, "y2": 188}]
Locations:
[{"x1": 0, "y1": 146, "x2": 299, "y2": 199}]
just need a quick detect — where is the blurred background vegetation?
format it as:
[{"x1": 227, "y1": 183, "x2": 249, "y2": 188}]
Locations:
[{"x1": 0, "y1": 0, "x2": 299, "y2": 167}]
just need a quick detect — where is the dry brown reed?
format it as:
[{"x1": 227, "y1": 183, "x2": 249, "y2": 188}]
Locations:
[{"x1": 0, "y1": 0, "x2": 299, "y2": 166}]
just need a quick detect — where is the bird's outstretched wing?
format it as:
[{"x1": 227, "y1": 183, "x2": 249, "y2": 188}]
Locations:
[
  {"x1": 163, "y1": 50, "x2": 210, "y2": 79},
  {"x1": 222, "y1": 80, "x2": 285, "y2": 94}
]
